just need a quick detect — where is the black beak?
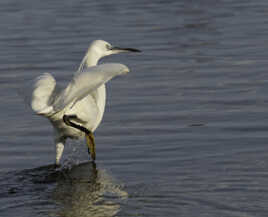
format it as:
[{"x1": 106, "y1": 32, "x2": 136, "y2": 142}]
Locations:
[{"x1": 111, "y1": 47, "x2": 141, "y2": 52}]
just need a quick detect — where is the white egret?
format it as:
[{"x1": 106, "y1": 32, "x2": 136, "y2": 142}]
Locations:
[{"x1": 25, "y1": 40, "x2": 140, "y2": 165}]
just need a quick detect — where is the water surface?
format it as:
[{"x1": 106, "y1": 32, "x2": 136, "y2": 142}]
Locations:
[{"x1": 1, "y1": 0, "x2": 268, "y2": 216}]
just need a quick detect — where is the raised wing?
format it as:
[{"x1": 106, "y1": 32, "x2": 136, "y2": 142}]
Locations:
[
  {"x1": 31, "y1": 73, "x2": 57, "y2": 115},
  {"x1": 18, "y1": 73, "x2": 57, "y2": 115},
  {"x1": 52, "y1": 63, "x2": 129, "y2": 111}
]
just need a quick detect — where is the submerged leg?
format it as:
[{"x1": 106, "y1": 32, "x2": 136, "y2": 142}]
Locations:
[{"x1": 63, "y1": 115, "x2": 96, "y2": 161}]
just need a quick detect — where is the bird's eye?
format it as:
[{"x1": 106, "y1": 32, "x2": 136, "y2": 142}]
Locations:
[{"x1": 106, "y1": 44, "x2": 112, "y2": 50}]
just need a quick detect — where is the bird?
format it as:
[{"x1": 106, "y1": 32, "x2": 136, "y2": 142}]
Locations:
[{"x1": 24, "y1": 40, "x2": 140, "y2": 165}]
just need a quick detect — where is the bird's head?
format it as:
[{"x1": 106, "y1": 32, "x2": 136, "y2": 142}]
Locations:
[
  {"x1": 88, "y1": 40, "x2": 141, "y2": 58},
  {"x1": 76, "y1": 40, "x2": 140, "y2": 70}
]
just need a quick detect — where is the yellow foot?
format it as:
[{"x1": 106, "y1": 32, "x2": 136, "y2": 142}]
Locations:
[{"x1": 86, "y1": 132, "x2": 96, "y2": 161}]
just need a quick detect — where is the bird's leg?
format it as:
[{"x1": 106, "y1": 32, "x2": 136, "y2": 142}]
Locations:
[
  {"x1": 55, "y1": 138, "x2": 65, "y2": 166},
  {"x1": 63, "y1": 115, "x2": 96, "y2": 161},
  {"x1": 85, "y1": 131, "x2": 96, "y2": 161},
  {"x1": 63, "y1": 115, "x2": 88, "y2": 132}
]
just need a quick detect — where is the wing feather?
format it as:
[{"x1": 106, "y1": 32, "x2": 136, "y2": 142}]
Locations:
[
  {"x1": 26, "y1": 73, "x2": 56, "y2": 115},
  {"x1": 52, "y1": 63, "x2": 129, "y2": 111}
]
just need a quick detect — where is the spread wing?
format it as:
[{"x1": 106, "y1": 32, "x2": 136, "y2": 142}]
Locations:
[
  {"x1": 52, "y1": 63, "x2": 129, "y2": 112},
  {"x1": 19, "y1": 73, "x2": 57, "y2": 116}
]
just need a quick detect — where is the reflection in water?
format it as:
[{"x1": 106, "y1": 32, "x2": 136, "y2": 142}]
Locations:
[
  {"x1": 0, "y1": 162, "x2": 127, "y2": 217},
  {"x1": 52, "y1": 162, "x2": 127, "y2": 217}
]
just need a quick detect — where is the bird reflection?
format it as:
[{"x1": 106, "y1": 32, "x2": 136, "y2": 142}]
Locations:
[{"x1": 51, "y1": 162, "x2": 127, "y2": 217}]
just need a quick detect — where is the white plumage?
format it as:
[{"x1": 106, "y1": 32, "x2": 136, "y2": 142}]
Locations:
[
  {"x1": 22, "y1": 40, "x2": 140, "y2": 165},
  {"x1": 31, "y1": 73, "x2": 56, "y2": 115},
  {"x1": 53, "y1": 63, "x2": 129, "y2": 112}
]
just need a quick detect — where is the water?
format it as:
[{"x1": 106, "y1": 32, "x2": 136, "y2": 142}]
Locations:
[{"x1": 1, "y1": 0, "x2": 268, "y2": 216}]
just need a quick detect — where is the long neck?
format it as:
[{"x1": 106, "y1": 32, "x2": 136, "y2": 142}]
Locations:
[
  {"x1": 83, "y1": 49, "x2": 106, "y2": 132},
  {"x1": 77, "y1": 49, "x2": 101, "y2": 73},
  {"x1": 85, "y1": 51, "x2": 101, "y2": 67}
]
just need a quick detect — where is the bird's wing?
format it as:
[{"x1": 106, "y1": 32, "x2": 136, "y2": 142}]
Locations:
[
  {"x1": 19, "y1": 73, "x2": 57, "y2": 116},
  {"x1": 52, "y1": 63, "x2": 129, "y2": 112}
]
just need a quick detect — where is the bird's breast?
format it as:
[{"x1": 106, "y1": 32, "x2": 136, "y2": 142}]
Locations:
[{"x1": 47, "y1": 84, "x2": 106, "y2": 140}]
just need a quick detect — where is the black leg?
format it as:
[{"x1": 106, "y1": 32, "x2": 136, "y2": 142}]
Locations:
[
  {"x1": 63, "y1": 114, "x2": 96, "y2": 161},
  {"x1": 63, "y1": 115, "x2": 90, "y2": 134}
]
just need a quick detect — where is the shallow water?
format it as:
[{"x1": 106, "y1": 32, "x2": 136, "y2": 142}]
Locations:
[{"x1": 1, "y1": 0, "x2": 268, "y2": 216}]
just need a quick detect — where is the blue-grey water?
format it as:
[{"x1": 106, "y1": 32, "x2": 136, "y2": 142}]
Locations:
[{"x1": 1, "y1": 0, "x2": 268, "y2": 216}]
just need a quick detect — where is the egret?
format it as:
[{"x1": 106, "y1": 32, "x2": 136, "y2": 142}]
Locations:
[{"x1": 25, "y1": 40, "x2": 140, "y2": 165}]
